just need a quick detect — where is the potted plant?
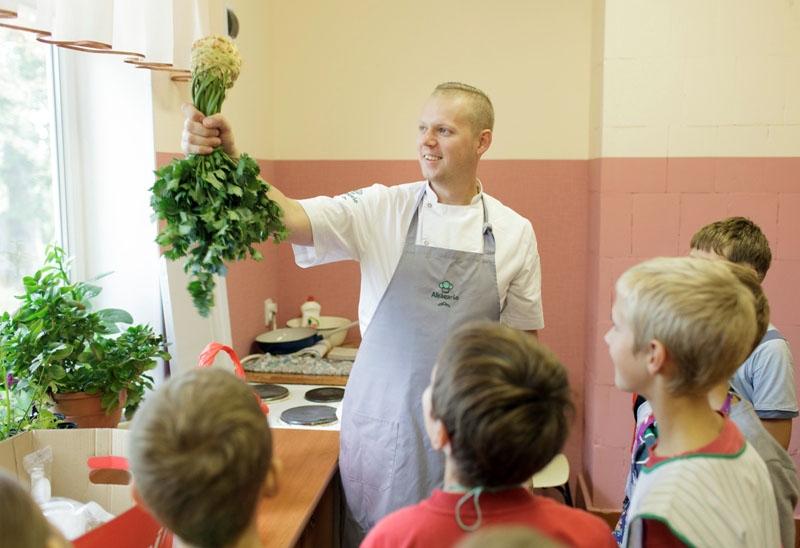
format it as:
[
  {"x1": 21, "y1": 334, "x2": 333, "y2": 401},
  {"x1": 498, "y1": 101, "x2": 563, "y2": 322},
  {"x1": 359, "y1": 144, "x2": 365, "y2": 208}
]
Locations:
[{"x1": 0, "y1": 245, "x2": 169, "y2": 436}]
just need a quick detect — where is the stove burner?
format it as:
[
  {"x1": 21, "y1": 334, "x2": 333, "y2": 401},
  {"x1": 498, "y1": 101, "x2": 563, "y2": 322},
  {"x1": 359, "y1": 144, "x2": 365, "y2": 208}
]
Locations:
[
  {"x1": 304, "y1": 387, "x2": 345, "y2": 403},
  {"x1": 280, "y1": 405, "x2": 338, "y2": 426},
  {"x1": 251, "y1": 384, "x2": 289, "y2": 402}
]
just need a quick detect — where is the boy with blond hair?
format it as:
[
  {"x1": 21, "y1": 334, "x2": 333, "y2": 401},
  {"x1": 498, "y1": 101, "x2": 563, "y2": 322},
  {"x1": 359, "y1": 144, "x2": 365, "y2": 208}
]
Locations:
[
  {"x1": 607, "y1": 257, "x2": 779, "y2": 547},
  {"x1": 615, "y1": 261, "x2": 798, "y2": 547},
  {"x1": 363, "y1": 323, "x2": 615, "y2": 548},
  {"x1": 0, "y1": 470, "x2": 71, "y2": 548},
  {"x1": 690, "y1": 216, "x2": 797, "y2": 448},
  {"x1": 130, "y1": 368, "x2": 275, "y2": 548}
]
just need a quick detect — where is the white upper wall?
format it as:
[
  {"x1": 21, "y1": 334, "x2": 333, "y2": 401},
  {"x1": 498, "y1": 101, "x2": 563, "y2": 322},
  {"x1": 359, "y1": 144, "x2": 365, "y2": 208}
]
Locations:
[
  {"x1": 600, "y1": 0, "x2": 800, "y2": 157},
  {"x1": 155, "y1": 0, "x2": 594, "y2": 160}
]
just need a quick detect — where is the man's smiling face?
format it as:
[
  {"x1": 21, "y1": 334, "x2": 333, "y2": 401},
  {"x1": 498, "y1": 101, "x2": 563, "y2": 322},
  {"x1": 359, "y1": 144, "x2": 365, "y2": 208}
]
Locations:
[{"x1": 416, "y1": 93, "x2": 482, "y2": 187}]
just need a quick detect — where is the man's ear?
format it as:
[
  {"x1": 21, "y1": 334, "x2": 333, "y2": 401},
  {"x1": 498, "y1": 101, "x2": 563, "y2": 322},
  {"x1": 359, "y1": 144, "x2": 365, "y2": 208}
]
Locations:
[{"x1": 476, "y1": 129, "x2": 492, "y2": 156}]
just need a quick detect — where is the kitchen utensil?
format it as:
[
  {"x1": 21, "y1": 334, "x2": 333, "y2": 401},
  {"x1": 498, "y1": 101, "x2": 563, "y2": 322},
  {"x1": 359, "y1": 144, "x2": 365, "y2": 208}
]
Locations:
[
  {"x1": 255, "y1": 327, "x2": 319, "y2": 354},
  {"x1": 255, "y1": 321, "x2": 357, "y2": 354},
  {"x1": 286, "y1": 316, "x2": 355, "y2": 347}
]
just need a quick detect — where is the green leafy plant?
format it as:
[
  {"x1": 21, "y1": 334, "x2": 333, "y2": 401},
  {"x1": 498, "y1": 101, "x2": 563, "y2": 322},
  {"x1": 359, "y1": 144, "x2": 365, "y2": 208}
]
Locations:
[
  {"x1": 0, "y1": 245, "x2": 170, "y2": 439},
  {"x1": 151, "y1": 35, "x2": 287, "y2": 317}
]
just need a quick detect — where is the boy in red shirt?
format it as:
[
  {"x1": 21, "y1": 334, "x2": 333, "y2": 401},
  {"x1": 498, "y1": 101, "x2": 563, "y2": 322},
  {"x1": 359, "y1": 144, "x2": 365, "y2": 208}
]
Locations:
[
  {"x1": 607, "y1": 257, "x2": 779, "y2": 547},
  {"x1": 362, "y1": 323, "x2": 615, "y2": 548}
]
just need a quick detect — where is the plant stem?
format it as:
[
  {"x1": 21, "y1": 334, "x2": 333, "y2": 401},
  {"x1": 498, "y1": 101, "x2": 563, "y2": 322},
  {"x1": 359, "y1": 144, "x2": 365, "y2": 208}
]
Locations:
[
  {"x1": 18, "y1": 366, "x2": 48, "y2": 432},
  {"x1": 1, "y1": 364, "x2": 11, "y2": 438}
]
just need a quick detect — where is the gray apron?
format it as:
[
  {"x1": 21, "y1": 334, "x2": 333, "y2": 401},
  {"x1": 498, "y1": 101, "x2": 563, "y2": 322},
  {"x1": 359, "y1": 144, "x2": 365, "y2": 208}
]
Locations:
[{"x1": 340, "y1": 189, "x2": 502, "y2": 545}]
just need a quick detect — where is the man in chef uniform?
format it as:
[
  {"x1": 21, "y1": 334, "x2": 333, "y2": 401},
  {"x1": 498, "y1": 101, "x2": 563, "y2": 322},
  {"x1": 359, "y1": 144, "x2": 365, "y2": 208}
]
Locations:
[{"x1": 182, "y1": 82, "x2": 544, "y2": 546}]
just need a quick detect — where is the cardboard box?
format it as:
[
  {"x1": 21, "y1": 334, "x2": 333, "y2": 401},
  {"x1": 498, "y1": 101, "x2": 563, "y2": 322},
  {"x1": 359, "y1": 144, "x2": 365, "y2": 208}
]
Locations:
[{"x1": 0, "y1": 428, "x2": 172, "y2": 548}]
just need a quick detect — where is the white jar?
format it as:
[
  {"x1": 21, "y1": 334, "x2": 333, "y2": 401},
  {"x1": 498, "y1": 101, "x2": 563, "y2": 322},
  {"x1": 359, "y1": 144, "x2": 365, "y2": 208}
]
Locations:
[
  {"x1": 30, "y1": 467, "x2": 51, "y2": 504},
  {"x1": 300, "y1": 297, "x2": 321, "y2": 328}
]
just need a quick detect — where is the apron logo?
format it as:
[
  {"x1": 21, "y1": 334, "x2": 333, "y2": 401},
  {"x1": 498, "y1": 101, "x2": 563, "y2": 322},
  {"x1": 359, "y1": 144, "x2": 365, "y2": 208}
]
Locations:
[{"x1": 432, "y1": 280, "x2": 459, "y2": 307}]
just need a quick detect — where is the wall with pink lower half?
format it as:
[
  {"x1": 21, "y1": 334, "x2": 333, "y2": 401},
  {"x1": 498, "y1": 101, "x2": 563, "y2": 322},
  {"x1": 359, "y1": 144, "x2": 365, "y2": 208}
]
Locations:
[
  {"x1": 230, "y1": 158, "x2": 590, "y2": 478},
  {"x1": 156, "y1": 151, "x2": 800, "y2": 508},
  {"x1": 584, "y1": 156, "x2": 800, "y2": 507}
]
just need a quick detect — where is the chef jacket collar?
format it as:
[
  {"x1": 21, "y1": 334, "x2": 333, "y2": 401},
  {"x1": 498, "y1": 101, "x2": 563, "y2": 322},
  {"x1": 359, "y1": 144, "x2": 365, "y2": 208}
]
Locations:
[{"x1": 424, "y1": 180, "x2": 484, "y2": 206}]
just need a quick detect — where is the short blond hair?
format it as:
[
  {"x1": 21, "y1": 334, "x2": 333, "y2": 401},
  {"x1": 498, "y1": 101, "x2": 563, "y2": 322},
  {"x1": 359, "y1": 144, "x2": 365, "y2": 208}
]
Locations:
[
  {"x1": 130, "y1": 369, "x2": 271, "y2": 548},
  {"x1": 0, "y1": 471, "x2": 55, "y2": 548},
  {"x1": 433, "y1": 82, "x2": 494, "y2": 132},
  {"x1": 616, "y1": 257, "x2": 756, "y2": 396}
]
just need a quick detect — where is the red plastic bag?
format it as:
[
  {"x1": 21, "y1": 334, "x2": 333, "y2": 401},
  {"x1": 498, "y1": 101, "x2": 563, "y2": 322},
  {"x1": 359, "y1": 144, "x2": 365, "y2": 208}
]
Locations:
[{"x1": 197, "y1": 342, "x2": 269, "y2": 415}]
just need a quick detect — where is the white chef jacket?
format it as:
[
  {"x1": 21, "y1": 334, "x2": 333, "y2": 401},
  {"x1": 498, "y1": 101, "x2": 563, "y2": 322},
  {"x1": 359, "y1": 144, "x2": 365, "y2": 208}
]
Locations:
[{"x1": 292, "y1": 180, "x2": 544, "y2": 334}]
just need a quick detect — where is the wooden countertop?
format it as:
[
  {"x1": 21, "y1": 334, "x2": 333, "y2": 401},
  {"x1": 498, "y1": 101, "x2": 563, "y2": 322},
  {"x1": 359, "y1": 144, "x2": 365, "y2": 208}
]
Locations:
[
  {"x1": 245, "y1": 370, "x2": 348, "y2": 387},
  {"x1": 256, "y1": 429, "x2": 340, "y2": 547}
]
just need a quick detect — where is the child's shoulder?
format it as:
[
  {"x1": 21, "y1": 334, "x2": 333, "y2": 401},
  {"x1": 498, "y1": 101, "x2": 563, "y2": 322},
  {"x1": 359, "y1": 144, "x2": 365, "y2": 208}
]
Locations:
[
  {"x1": 531, "y1": 496, "x2": 616, "y2": 546},
  {"x1": 361, "y1": 499, "x2": 443, "y2": 548}
]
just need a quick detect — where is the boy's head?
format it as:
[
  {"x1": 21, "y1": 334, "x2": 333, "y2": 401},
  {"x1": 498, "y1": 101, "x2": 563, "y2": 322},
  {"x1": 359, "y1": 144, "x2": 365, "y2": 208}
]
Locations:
[
  {"x1": 424, "y1": 322, "x2": 573, "y2": 489},
  {"x1": 709, "y1": 261, "x2": 770, "y2": 402},
  {"x1": 689, "y1": 216, "x2": 772, "y2": 281},
  {"x1": 0, "y1": 470, "x2": 70, "y2": 548},
  {"x1": 130, "y1": 369, "x2": 272, "y2": 548},
  {"x1": 722, "y1": 260, "x2": 769, "y2": 353},
  {"x1": 607, "y1": 257, "x2": 756, "y2": 398}
]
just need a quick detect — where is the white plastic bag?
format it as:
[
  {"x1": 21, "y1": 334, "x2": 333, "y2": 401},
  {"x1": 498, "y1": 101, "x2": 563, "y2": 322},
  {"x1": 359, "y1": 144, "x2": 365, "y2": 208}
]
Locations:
[
  {"x1": 41, "y1": 497, "x2": 115, "y2": 540},
  {"x1": 23, "y1": 445, "x2": 115, "y2": 540}
]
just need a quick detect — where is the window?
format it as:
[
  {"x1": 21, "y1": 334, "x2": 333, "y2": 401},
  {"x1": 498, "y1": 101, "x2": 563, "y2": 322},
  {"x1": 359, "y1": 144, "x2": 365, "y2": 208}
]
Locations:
[{"x1": 0, "y1": 27, "x2": 62, "y2": 312}]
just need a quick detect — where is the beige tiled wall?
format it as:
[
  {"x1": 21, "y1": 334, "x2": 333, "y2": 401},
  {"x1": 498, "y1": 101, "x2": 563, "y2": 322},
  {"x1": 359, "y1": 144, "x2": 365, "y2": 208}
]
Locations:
[
  {"x1": 599, "y1": 0, "x2": 800, "y2": 158},
  {"x1": 155, "y1": 0, "x2": 595, "y2": 161}
]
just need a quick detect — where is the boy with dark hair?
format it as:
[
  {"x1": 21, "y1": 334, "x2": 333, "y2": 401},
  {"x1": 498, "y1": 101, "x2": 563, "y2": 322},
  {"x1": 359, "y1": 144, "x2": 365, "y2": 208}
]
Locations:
[
  {"x1": 362, "y1": 322, "x2": 615, "y2": 548},
  {"x1": 130, "y1": 368, "x2": 275, "y2": 548},
  {"x1": 608, "y1": 257, "x2": 779, "y2": 546},
  {"x1": 690, "y1": 216, "x2": 797, "y2": 448}
]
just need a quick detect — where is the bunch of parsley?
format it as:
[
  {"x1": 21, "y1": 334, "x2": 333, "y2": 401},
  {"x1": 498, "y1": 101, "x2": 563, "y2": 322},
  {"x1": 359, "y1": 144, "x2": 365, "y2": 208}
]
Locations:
[{"x1": 150, "y1": 36, "x2": 287, "y2": 316}]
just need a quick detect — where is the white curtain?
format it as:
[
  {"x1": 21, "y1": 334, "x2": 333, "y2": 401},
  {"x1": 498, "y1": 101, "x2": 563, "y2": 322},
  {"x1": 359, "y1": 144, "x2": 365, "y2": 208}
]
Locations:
[{"x1": 0, "y1": 0, "x2": 228, "y2": 77}]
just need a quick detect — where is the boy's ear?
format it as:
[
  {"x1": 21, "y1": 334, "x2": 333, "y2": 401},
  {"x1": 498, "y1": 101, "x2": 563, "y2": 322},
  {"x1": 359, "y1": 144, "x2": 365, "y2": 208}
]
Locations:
[
  {"x1": 131, "y1": 482, "x2": 152, "y2": 513},
  {"x1": 645, "y1": 339, "x2": 668, "y2": 375},
  {"x1": 262, "y1": 460, "x2": 280, "y2": 498},
  {"x1": 429, "y1": 418, "x2": 451, "y2": 453}
]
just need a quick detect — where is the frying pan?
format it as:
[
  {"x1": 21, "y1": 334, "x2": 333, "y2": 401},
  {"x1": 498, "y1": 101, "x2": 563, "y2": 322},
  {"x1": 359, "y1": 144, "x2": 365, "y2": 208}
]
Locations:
[{"x1": 255, "y1": 321, "x2": 358, "y2": 354}]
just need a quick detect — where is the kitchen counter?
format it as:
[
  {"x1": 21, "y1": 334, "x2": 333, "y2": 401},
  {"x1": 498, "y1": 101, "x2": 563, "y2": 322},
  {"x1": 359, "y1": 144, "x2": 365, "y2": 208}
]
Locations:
[
  {"x1": 257, "y1": 429, "x2": 340, "y2": 547},
  {"x1": 247, "y1": 370, "x2": 348, "y2": 387}
]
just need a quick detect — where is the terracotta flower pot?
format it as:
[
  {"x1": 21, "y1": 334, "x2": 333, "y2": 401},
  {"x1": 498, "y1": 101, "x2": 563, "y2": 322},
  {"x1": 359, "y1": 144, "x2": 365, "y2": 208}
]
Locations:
[{"x1": 52, "y1": 389, "x2": 127, "y2": 429}]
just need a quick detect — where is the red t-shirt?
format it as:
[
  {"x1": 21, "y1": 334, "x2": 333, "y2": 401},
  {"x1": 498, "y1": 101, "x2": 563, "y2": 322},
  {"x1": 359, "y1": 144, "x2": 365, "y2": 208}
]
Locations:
[{"x1": 361, "y1": 487, "x2": 616, "y2": 548}]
